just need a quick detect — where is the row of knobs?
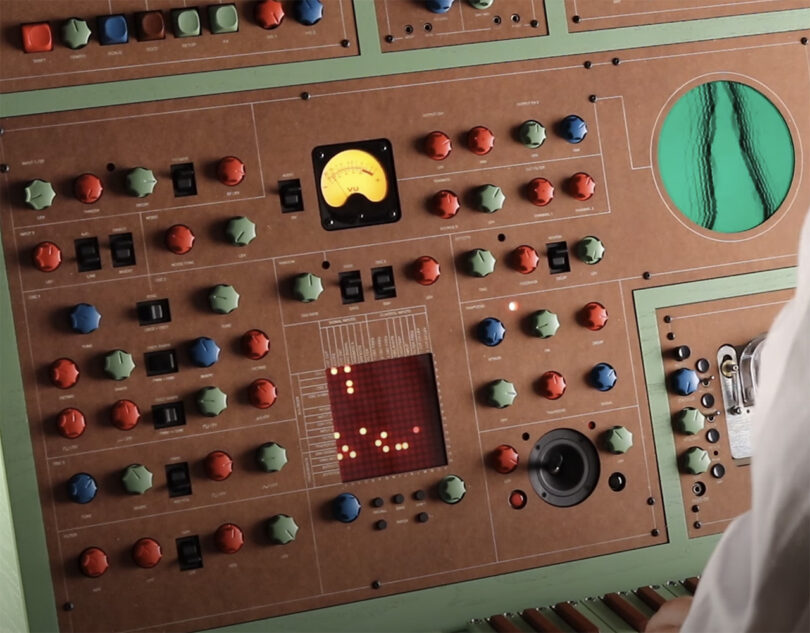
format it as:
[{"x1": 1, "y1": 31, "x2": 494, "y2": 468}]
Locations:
[
  {"x1": 477, "y1": 302, "x2": 608, "y2": 346},
  {"x1": 485, "y1": 362, "x2": 618, "y2": 407},
  {"x1": 424, "y1": 116, "x2": 588, "y2": 160}
]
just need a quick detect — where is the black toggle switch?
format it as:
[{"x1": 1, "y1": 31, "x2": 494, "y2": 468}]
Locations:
[
  {"x1": 279, "y1": 179, "x2": 303, "y2": 212},
  {"x1": 144, "y1": 350, "x2": 178, "y2": 376},
  {"x1": 171, "y1": 162, "x2": 197, "y2": 197},
  {"x1": 109, "y1": 232, "x2": 136, "y2": 267},
  {"x1": 176, "y1": 535, "x2": 203, "y2": 571},
  {"x1": 372, "y1": 266, "x2": 396, "y2": 300},
  {"x1": 137, "y1": 298, "x2": 171, "y2": 325},
  {"x1": 546, "y1": 241, "x2": 570, "y2": 274},
  {"x1": 339, "y1": 271, "x2": 364, "y2": 304},
  {"x1": 152, "y1": 401, "x2": 185, "y2": 429},
  {"x1": 165, "y1": 462, "x2": 192, "y2": 497},
  {"x1": 75, "y1": 237, "x2": 102, "y2": 272}
]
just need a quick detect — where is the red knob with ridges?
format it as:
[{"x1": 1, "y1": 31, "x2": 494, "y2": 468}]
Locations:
[
  {"x1": 249, "y1": 378, "x2": 277, "y2": 409},
  {"x1": 205, "y1": 450, "x2": 234, "y2": 481},
  {"x1": 131, "y1": 537, "x2": 162, "y2": 568},
  {"x1": 217, "y1": 156, "x2": 246, "y2": 186},
  {"x1": 242, "y1": 329, "x2": 270, "y2": 360},
  {"x1": 467, "y1": 126, "x2": 495, "y2": 155},
  {"x1": 215, "y1": 523, "x2": 245, "y2": 554},
  {"x1": 50, "y1": 358, "x2": 79, "y2": 389},
  {"x1": 431, "y1": 189, "x2": 460, "y2": 219},
  {"x1": 165, "y1": 224, "x2": 195, "y2": 254},
  {"x1": 424, "y1": 131, "x2": 452, "y2": 160},
  {"x1": 527, "y1": 178, "x2": 554, "y2": 206},
  {"x1": 511, "y1": 245, "x2": 540, "y2": 274},
  {"x1": 32, "y1": 241, "x2": 62, "y2": 272},
  {"x1": 580, "y1": 302, "x2": 608, "y2": 331},
  {"x1": 568, "y1": 172, "x2": 596, "y2": 201},
  {"x1": 255, "y1": 0, "x2": 285, "y2": 28},
  {"x1": 111, "y1": 399, "x2": 141, "y2": 430},
  {"x1": 74, "y1": 173, "x2": 103, "y2": 204},
  {"x1": 79, "y1": 547, "x2": 109, "y2": 578},
  {"x1": 57, "y1": 408, "x2": 86, "y2": 439},
  {"x1": 414, "y1": 256, "x2": 441, "y2": 286},
  {"x1": 538, "y1": 370, "x2": 566, "y2": 400},
  {"x1": 492, "y1": 444, "x2": 519, "y2": 474}
]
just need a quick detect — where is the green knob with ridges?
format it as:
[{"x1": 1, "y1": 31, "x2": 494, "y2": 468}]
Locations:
[
  {"x1": 267, "y1": 514, "x2": 299, "y2": 544},
  {"x1": 104, "y1": 349, "x2": 136, "y2": 380},
  {"x1": 209, "y1": 284, "x2": 240, "y2": 314},
  {"x1": 226, "y1": 216, "x2": 256, "y2": 246},
  {"x1": 487, "y1": 379, "x2": 517, "y2": 408},
  {"x1": 530, "y1": 309, "x2": 560, "y2": 338},
  {"x1": 197, "y1": 386, "x2": 228, "y2": 417},
  {"x1": 475, "y1": 184, "x2": 506, "y2": 213},
  {"x1": 468, "y1": 0, "x2": 494, "y2": 8},
  {"x1": 121, "y1": 464, "x2": 153, "y2": 494},
  {"x1": 438, "y1": 474, "x2": 466, "y2": 504},
  {"x1": 681, "y1": 446, "x2": 711, "y2": 475},
  {"x1": 603, "y1": 426, "x2": 633, "y2": 454},
  {"x1": 24, "y1": 179, "x2": 56, "y2": 210},
  {"x1": 62, "y1": 18, "x2": 92, "y2": 49},
  {"x1": 126, "y1": 167, "x2": 157, "y2": 198},
  {"x1": 577, "y1": 236, "x2": 605, "y2": 265},
  {"x1": 257, "y1": 442, "x2": 288, "y2": 472},
  {"x1": 519, "y1": 120, "x2": 547, "y2": 149},
  {"x1": 293, "y1": 273, "x2": 324, "y2": 303},
  {"x1": 674, "y1": 408, "x2": 706, "y2": 435},
  {"x1": 465, "y1": 248, "x2": 496, "y2": 277}
]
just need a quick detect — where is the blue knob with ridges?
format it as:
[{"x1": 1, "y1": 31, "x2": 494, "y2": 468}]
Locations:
[
  {"x1": 296, "y1": 0, "x2": 324, "y2": 25},
  {"x1": 98, "y1": 15, "x2": 129, "y2": 45},
  {"x1": 559, "y1": 114, "x2": 588, "y2": 144},
  {"x1": 189, "y1": 337, "x2": 221, "y2": 368},
  {"x1": 589, "y1": 362, "x2": 617, "y2": 391},
  {"x1": 68, "y1": 473, "x2": 98, "y2": 504},
  {"x1": 333, "y1": 492, "x2": 361, "y2": 523},
  {"x1": 671, "y1": 368, "x2": 700, "y2": 396},
  {"x1": 426, "y1": 0, "x2": 455, "y2": 13},
  {"x1": 477, "y1": 317, "x2": 506, "y2": 347},
  {"x1": 70, "y1": 303, "x2": 101, "y2": 334}
]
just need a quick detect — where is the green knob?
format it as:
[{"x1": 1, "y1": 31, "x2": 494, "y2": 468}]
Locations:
[
  {"x1": 519, "y1": 120, "x2": 547, "y2": 149},
  {"x1": 62, "y1": 18, "x2": 92, "y2": 49},
  {"x1": 603, "y1": 426, "x2": 633, "y2": 454},
  {"x1": 530, "y1": 309, "x2": 560, "y2": 338},
  {"x1": 267, "y1": 514, "x2": 299, "y2": 545},
  {"x1": 257, "y1": 442, "x2": 288, "y2": 472},
  {"x1": 126, "y1": 167, "x2": 157, "y2": 198},
  {"x1": 172, "y1": 8, "x2": 201, "y2": 37},
  {"x1": 475, "y1": 184, "x2": 506, "y2": 213},
  {"x1": 438, "y1": 474, "x2": 466, "y2": 504},
  {"x1": 208, "y1": 4, "x2": 240, "y2": 33},
  {"x1": 293, "y1": 273, "x2": 324, "y2": 302},
  {"x1": 487, "y1": 379, "x2": 517, "y2": 408},
  {"x1": 197, "y1": 386, "x2": 228, "y2": 417},
  {"x1": 209, "y1": 284, "x2": 240, "y2": 313},
  {"x1": 674, "y1": 407, "x2": 706, "y2": 435},
  {"x1": 468, "y1": 0, "x2": 494, "y2": 8},
  {"x1": 681, "y1": 446, "x2": 711, "y2": 475},
  {"x1": 226, "y1": 216, "x2": 256, "y2": 246},
  {"x1": 104, "y1": 349, "x2": 136, "y2": 380},
  {"x1": 24, "y1": 179, "x2": 56, "y2": 210},
  {"x1": 577, "y1": 236, "x2": 605, "y2": 265},
  {"x1": 121, "y1": 464, "x2": 153, "y2": 494},
  {"x1": 465, "y1": 248, "x2": 496, "y2": 277}
]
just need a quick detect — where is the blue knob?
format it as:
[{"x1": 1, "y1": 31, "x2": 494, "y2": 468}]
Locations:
[
  {"x1": 98, "y1": 15, "x2": 129, "y2": 45},
  {"x1": 333, "y1": 492, "x2": 361, "y2": 523},
  {"x1": 590, "y1": 362, "x2": 617, "y2": 391},
  {"x1": 426, "y1": 0, "x2": 455, "y2": 13},
  {"x1": 671, "y1": 368, "x2": 700, "y2": 396},
  {"x1": 68, "y1": 473, "x2": 98, "y2": 504},
  {"x1": 70, "y1": 303, "x2": 101, "y2": 334},
  {"x1": 189, "y1": 337, "x2": 221, "y2": 368},
  {"x1": 296, "y1": 0, "x2": 324, "y2": 25},
  {"x1": 559, "y1": 114, "x2": 588, "y2": 144},
  {"x1": 477, "y1": 317, "x2": 506, "y2": 347}
]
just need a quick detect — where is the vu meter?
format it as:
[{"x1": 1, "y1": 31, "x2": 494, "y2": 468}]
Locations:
[{"x1": 312, "y1": 138, "x2": 401, "y2": 230}]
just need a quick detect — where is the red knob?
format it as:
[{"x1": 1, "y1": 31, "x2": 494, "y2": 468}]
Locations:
[
  {"x1": 79, "y1": 547, "x2": 109, "y2": 578},
  {"x1": 527, "y1": 178, "x2": 554, "y2": 206},
  {"x1": 509, "y1": 489, "x2": 527, "y2": 509},
  {"x1": 74, "y1": 173, "x2": 103, "y2": 204},
  {"x1": 32, "y1": 241, "x2": 62, "y2": 272},
  {"x1": 57, "y1": 408, "x2": 86, "y2": 439},
  {"x1": 538, "y1": 370, "x2": 566, "y2": 400},
  {"x1": 131, "y1": 537, "x2": 162, "y2": 568},
  {"x1": 424, "y1": 131, "x2": 452, "y2": 160},
  {"x1": 414, "y1": 256, "x2": 440, "y2": 286},
  {"x1": 567, "y1": 172, "x2": 595, "y2": 201},
  {"x1": 580, "y1": 301, "x2": 608, "y2": 331},
  {"x1": 217, "y1": 156, "x2": 246, "y2": 186},
  {"x1": 511, "y1": 245, "x2": 540, "y2": 274},
  {"x1": 249, "y1": 378, "x2": 277, "y2": 409},
  {"x1": 467, "y1": 126, "x2": 495, "y2": 155},
  {"x1": 165, "y1": 224, "x2": 195, "y2": 254},
  {"x1": 242, "y1": 329, "x2": 270, "y2": 360},
  {"x1": 50, "y1": 358, "x2": 79, "y2": 389},
  {"x1": 215, "y1": 523, "x2": 244, "y2": 554},
  {"x1": 255, "y1": 0, "x2": 285, "y2": 29},
  {"x1": 492, "y1": 444, "x2": 519, "y2": 474},
  {"x1": 205, "y1": 450, "x2": 234, "y2": 481},
  {"x1": 111, "y1": 399, "x2": 140, "y2": 430},
  {"x1": 431, "y1": 189, "x2": 460, "y2": 219}
]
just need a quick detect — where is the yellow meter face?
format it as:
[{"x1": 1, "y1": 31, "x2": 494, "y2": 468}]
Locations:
[{"x1": 319, "y1": 149, "x2": 388, "y2": 208}]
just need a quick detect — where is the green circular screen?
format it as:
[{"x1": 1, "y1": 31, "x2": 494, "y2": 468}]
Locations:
[{"x1": 658, "y1": 80, "x2": 794, "y2": 233}]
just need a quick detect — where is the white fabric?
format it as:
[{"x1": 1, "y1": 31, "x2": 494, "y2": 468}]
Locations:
[{"x1": 682, "y1": 212, "x2": 810, "y2": 632}]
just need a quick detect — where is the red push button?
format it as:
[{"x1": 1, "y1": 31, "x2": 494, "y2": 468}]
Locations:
[
  {"x1": 580, "y1": 301, "x2": 608, "y2": 331},
  {"x1": 538, "y1": 370, "x2": 566, "y2": 400},
  {"x1": 74, "y1": 173, "x2": 104, "y2": 204},
  {"x1": 111, "y1": 399, "x2": 140, "y2": 430},
  {"x1": 215, "y1": 523, "x2": 244, "y2": 554},
  {"x1": 50, "y1": 358, "x2": 79, "y2": 389},
  {"x1": 32, "y1": 241, "x2": 62, "y2": 272},
  {"x1": 527, "y1": 177, "x2": 554, "y2": 206},
  {"x1": 21, "y1": 23, "x2": 53, "y2": 53},
  {"x1": 217, "y1": 156, "x2": 246, "y2": 186},
  {"x1": 255, "y1": 0, "x2": 285, "y2": 29},
  {"x1": 249, "y1": 378, "x2": 277, "y2": 409},
  {"x1": 568, "y1": 172, "x2": 596, "y2": 201},
  {"x1": 467, "y1": 125, "x2": 495, "y2": 156},
  {"x1": 431, "y1": 189, "x2": 460, "y2": 219},
  {"x1": 131, "y1": 537, "x2": 162, "y2": 568},
  {"x1": 424, "y1": 131, "x2": 452, "y2": 160},
  {"x1": 509, "y1": 490, "x2": 527, "y2": 509},
  {"x1": 79, "y1": 547, "x2": 109, "y2": 578},
  {"x1": 242, "y1": 329, "x2": 270, "y2": 360},
  {"x1": 492, "y1": 444, "x2": 519, "y2": 474},
  {"x1": 511, "y1": 245, "x2": 539, "y2": 274},
  {"x1": 205, "y1": 450, "x2": 234, "y2": 481},
  {"x1": 413, "y1": 256, "x2": 440, "y2": 286},
  {"x1": 57, "y1": 408, "x2": 86, "y2": 439},
  {"x1": 165, "y1": 224, "x2": 195, "y2": 254}
]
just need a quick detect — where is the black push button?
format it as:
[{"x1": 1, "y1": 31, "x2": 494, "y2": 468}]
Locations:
[
  {"x1": 674, "y1": 345, "x2": 692, "y2": 361},
  {"x1": 176, "y1": 535, "x2": 202, "y2": 570},
  {"x1": 75, "y1": 237, "x2": 101, "y2": 272},
  {"x1": 372, "y1": 266, "x2": 396, "y2": 300},
  {"x1": 144, "y1": 350, "x2": 178, "y2": 376},
  {"x1": 137, "y1": 299, "x2": 171, "y2": 325},
  {"x1": 152, "y1": 401, "x2": 185, "y2": 429},
  {"x1": 165, "y1": 462, "x2": 192, "y2": 497},
  {"x1": 171, "y1": 162, "x2": 197, "y2": 197},
  {"x1": 546, "y1": 241, "x2": 570, "y2": 274},
  {"x1": 109, "y1": 232, "x2": 136, "y2": 267},
  {"x1": 339, "y1": 271, "x2": 363, "y2": 304},
  {"x1": 279, "y1": 179, "x2": 303, "y2": 212}
]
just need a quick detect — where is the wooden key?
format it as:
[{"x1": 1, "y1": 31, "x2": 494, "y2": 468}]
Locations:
[
  {"x1": 682, "y1": 577, "x2": 700, "y2": 594},
  {"x1": 488, "y1": 614, "x2": 522, "y2": 633},
  {"x1": 602, "y1": 592, "x2": 649, "y2": 632},
  {"x1": 552, "y1": 602, "x2": 599, "y2": 633},
  {"x1": 635, "y1": 586, "x2": 668, "y2": 612},
  {"x1": 521, "y1": 608, "x2": 563, "y2": 632}
]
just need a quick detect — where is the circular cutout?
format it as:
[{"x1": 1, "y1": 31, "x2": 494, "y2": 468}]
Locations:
[
  {"x1": 658, "y1": 80, "x2": 794, "y2": 233},
  {"x1": 528, "y1": 429, "x2": 599, "y2": 507}
]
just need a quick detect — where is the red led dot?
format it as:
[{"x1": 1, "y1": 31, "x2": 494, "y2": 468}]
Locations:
[{"x1": 509, "y1": 490, "x2": 527, "y2": 509}]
